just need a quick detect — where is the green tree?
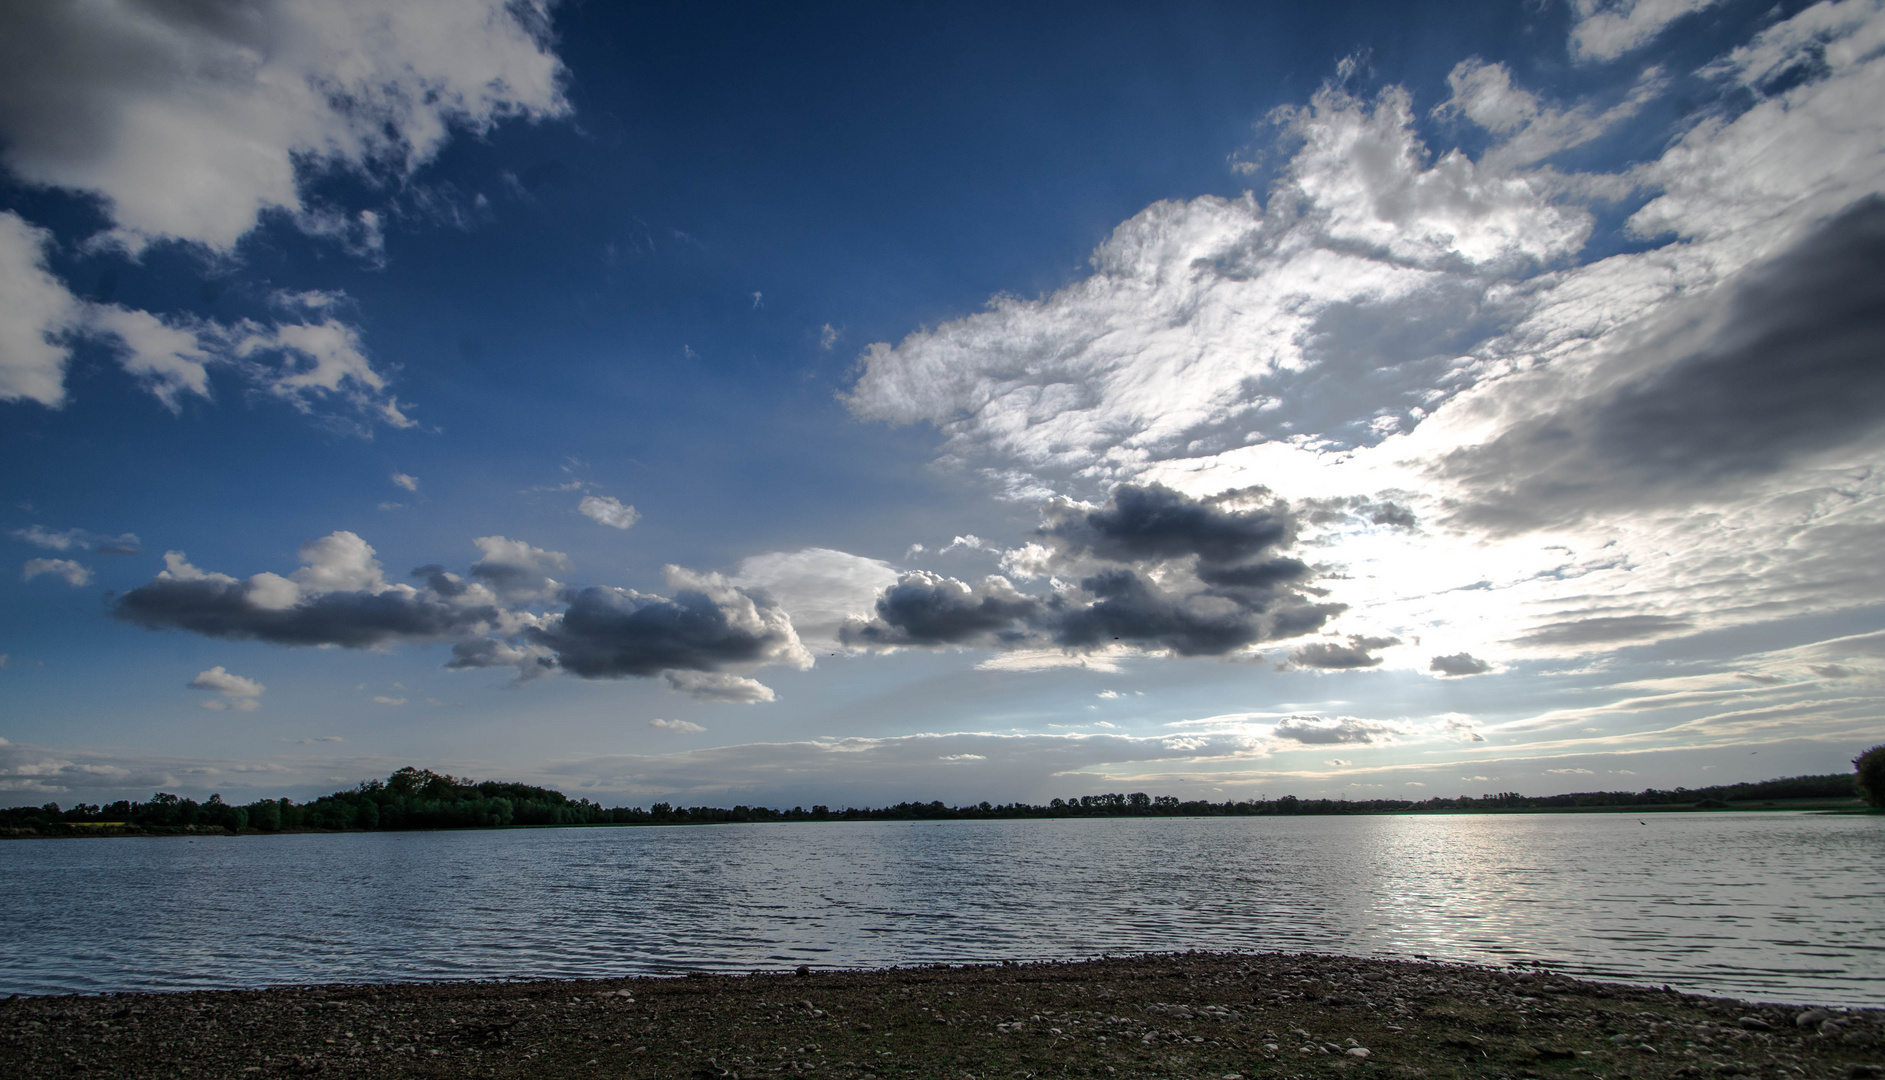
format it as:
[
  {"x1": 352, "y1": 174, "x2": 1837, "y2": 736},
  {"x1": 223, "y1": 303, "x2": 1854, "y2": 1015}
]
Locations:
[{"x1": 1855, "y1": 744, "x2": 1885, "y2": 809}]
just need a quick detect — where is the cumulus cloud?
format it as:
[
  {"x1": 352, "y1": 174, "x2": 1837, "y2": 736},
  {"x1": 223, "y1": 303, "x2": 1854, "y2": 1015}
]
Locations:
[
  {"x1": 650, "y1": 718, "x2": 706, "y2": 733},
  {"x1": 0, "y1": 0, "x2": 567, "y2": 253},
  {"x1": 390, "y1": 473, "x2": 419, "y2": 492},
  {"x1": 22, "y1": 558, "x2": 91, "y2": 586},
  {"x1": 726, "y1": 547, "x2": 900, "y2": 651},
  {"x1": 189, "y1": 665, "x2": 263, "y2": 711},
  {"x1": 845, "y1": 484, "x2": 1340, "y2": 659},
  {"x1": 0, "y1": 211, "x2": 83, "y2": 406},
  {"x1": 0, "y1": 1, "x2": 563, "y2": 419},
  {"x1": 1437, "y1": 197, "x2": 1885, "y2": 532},
  {"x1": 1569, "y1": 0, "x2": 1722, "y2": 63},
  {"x1": 468, "y1": 535, "x2": 571, "y2": 601},
  {"x1": 530, "y1": 577, "x2": 808, "y2": 680},
  {"x1": 1290, "y1": 634, "x2": 1401, "y2": 670},
  {"x1": 845, "y1": 81, "x2": 1588, "y2": 475},
  {"x1": 835, "y1": 4, "x2": 1885, "y2": 697},
  {"x1": 1430, "y1": 651, "x2": 1493, "y2": 676},
  {"x1": 114, "y1": 533, "x2": 509, "y2": 648},
  {"x1": 114, "y1": 532, "x2": 817, "y2": 698},
  {"x1": 662, "y1": 671, "x2": 776, "y2": 703},
  {"x1": 841, "y1": 571, "x2": 1044, "y2": 650},
  {"x1": 1272, "y1": 715, "x2": 1403, "y2": 745},
  {"x1": 579, "y1": 495, "x2": 640, "y2": 530},
  {"x1": 0, "y1": 211, "x2": 409, "y2": 424}
]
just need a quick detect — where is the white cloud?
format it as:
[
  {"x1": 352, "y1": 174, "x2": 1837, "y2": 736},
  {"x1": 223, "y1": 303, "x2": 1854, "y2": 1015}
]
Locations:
[
  {"x1": 468, "y1": 534, "x2": 572, "y2": 602},
  {"x1": 189, "y1": 665, "x2": 264, "y2": 711},
  {"x1": 843, "y1": 6, "x2": 1885, "y2": 689},
  {"x1": 845, "y1": 82, "x2": 1586, "y2": 479},
  {"x1": 649, "y1": 718, "x2": 706, "y2": 733},
  {"x1": 13, "y1": 526, "x2": 85, "y2": 551},
  {"x1": 1546, "y1": 767, "x2": 1596, "y2": 774},
  {"x1": 0, "y1": 2, "x2": 563, "y2": 422},
  {"x1": 1570, "y1": 0, "x2": 1724, "y2": 63},
  {"x1": 189, "y1": 665, "x2": 264, "y2": 697},
  {"x1": 22, "y1": 558, "x2": 91, "y2": 586},
  {"x1": 292, "y1": 531, "x2": 388, "y2": 594},
  {"x1": 391, "y1": 472, "x2": 419, "y2": 492},
  {"x1": 0, "y1": 0, "x2": 568, "y2": 253},
  {"x1": 0, "y1": 211, "x2": 81, "y2": 406},
  {"x1": 230, "y1": 316, "x2": 413, "y2": 429},
  {"x1": 727, "y1": 547, "x2": 900, "y2": 652},
  {"x1": 0, "y1": 223, "x2": 409, "y2": 422},
  {"x1": 372, "y1": 695, "x2": 407, "y2": 705},
  {"x1": 662, "y1": 670, "x2": 777, "y2": 703},
  {"x1": 87, "y1": 305, "x2": 215, "y2": 411},
  {"x1": 579, "y1": 494, "x2": 641, "y2": 530}
]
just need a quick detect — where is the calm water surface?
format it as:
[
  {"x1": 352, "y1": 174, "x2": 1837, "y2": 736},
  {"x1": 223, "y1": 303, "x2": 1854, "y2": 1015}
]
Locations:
[{"x1": 3, "y1": 812, "x2": 1879, "y2": 1004}]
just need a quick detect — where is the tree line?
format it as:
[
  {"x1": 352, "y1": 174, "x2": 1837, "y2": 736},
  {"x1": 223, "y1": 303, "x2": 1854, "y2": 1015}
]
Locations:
[{"x1": 1, "y1": 759, "x2": 1875, "y2": 837}]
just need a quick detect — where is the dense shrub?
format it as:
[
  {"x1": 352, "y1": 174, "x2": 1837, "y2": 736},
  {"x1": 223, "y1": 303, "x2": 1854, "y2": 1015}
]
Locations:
[{"x1": 1855, "y1": 745, "x2": 1885, "y2": 809}]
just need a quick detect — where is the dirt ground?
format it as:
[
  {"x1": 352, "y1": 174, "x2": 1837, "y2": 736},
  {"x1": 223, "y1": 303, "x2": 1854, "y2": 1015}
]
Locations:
[{"x1": 2, "y1": 952, "x2": 1880, "y2": 1080}]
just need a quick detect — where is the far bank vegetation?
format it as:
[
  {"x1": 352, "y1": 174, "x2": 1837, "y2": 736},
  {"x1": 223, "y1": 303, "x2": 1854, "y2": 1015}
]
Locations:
[{"x1": 2, "y1": 755, "x2": 1876, "y2": 838}]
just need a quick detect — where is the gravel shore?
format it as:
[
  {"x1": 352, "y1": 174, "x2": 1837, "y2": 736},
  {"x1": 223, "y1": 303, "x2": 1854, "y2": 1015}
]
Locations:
[{"x1": 3, "y1": 953, "x2": 1880, "y2": 1080}]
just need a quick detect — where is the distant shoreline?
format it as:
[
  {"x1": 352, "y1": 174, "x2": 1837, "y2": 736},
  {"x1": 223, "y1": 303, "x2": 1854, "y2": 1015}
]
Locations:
[
  {"x1": 3, "y1": 952, "x2": 1879, "y2": 1079},
  {"x1": 1, "y1": 795, "x2": 1870, "y2": 840},
  {"x1": 4, "y1": 765, "x2": 1869, "y2": 839}
]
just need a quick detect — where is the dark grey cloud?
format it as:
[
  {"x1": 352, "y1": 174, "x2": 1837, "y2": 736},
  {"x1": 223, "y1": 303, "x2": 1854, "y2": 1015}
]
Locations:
[
  {"x1": 1810, "y1": 663, "x2": 1858, "y2": 678},
  {"x1": 1429, "y1": 651, "x2": 1493, "y2": 676},
  {"x1": 1442, "y1": 195, "x2": 1885, "y2": 531},
  {"x1": 114, "y1": 577, "x2": 501, "y2": 648},
  {"x1": 845, "y1": 485, "x2": 1342, "y2": 658},
  {"x1": 1273, "y1": 715, "x2": 1399, "y2": 744},
  {"x1": 1289, "y1": 634, "x2": 1401, "y2": 669},
  {"x1": 525, "y1": 586, "x2": 795, "y2": 678},
  {"x1": 115, "y1": 538, "x2": 800, "y2": 691},
  {"x1": 1039, "y1": 484, "x2": 1296, "y2": 566},
  {"x1": 1515, "y1": 614, "x2": 1691, "y2": 647},
  {"x1": 1298, "y1": 496, "x2": 1418, "y2": 530},
  {"x1": 843, "y1": 566, "x2": 1343, "y2": 658},
  {"x1": 1052, "y1": 569, "x2": 1306, "y2": 656},
  {"x1": 839, "y1": 573, "x2": 1040, "y2": 649},
  {"x1": 466, "y1": 536, "x2": 570, "y2": 600},
  {"x1": 410, "y1": 564, "x2": 470, "y2": 597}
]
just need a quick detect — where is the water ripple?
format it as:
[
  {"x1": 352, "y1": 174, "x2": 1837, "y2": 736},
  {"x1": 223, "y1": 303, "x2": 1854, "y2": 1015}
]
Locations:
[{"x1": 1, "y1": 812, "x2": 1879, "y2": 1003}]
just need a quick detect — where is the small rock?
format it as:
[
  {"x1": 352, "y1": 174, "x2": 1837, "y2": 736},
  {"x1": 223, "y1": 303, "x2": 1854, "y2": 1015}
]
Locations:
[
  {"x1": 1796, "y1": 1009, "x2": 1831, "y2": 1029},
  {"x1": 1348, "y1": 1047, "x2": 1371, "y2": 1058},
  {"x1": 1636, "y1": 1044, "x2": 1658, "y2": 1054},
  {"x1": 1737, "y1": 1017, "x2": 1772, "y2": 1031}
]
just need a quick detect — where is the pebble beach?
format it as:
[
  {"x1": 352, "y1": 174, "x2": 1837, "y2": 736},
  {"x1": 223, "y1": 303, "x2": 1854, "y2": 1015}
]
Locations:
[{"x1": 4, "y1": 952, "x2": 1881, "y2": 1080}]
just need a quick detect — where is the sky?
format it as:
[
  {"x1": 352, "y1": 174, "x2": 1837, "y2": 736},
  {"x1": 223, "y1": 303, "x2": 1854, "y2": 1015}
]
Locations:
[{"x1": 2, "y1": 0, "x2": 1882, "y2": 810}]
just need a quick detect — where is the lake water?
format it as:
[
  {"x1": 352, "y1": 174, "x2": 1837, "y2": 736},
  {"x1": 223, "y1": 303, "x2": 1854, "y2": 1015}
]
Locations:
[{"x1": 3, "y1": 812, "x2": 1880, "y2": 1005}]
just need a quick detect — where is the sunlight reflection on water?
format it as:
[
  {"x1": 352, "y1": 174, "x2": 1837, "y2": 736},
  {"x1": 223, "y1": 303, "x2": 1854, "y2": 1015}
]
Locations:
[{"x1": 2, "y1": 811, "x2": 1878, "y2": 1003}]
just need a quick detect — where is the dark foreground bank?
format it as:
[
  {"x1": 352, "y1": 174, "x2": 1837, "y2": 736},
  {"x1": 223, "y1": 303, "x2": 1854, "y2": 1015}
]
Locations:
[{"x1": 3, "y1": 954, "x2": 1881, "y2": 1080}]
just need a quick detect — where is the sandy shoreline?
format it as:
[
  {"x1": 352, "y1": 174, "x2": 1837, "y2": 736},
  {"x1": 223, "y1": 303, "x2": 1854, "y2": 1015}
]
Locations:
[{"x1": 3, "y1": 953, "x2": 1880, "y2": 1080}]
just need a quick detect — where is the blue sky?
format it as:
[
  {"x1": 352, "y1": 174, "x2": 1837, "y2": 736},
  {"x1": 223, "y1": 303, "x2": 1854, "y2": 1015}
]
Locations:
[{"x1": 3, "y1": 0, "x2": 1882, "y2": 808}]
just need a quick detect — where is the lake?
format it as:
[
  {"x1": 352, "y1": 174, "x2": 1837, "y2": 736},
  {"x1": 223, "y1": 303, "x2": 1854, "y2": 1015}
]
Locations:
[{"x1": 3, "y1": 811, "x2": 1879, "y2": 1005}]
